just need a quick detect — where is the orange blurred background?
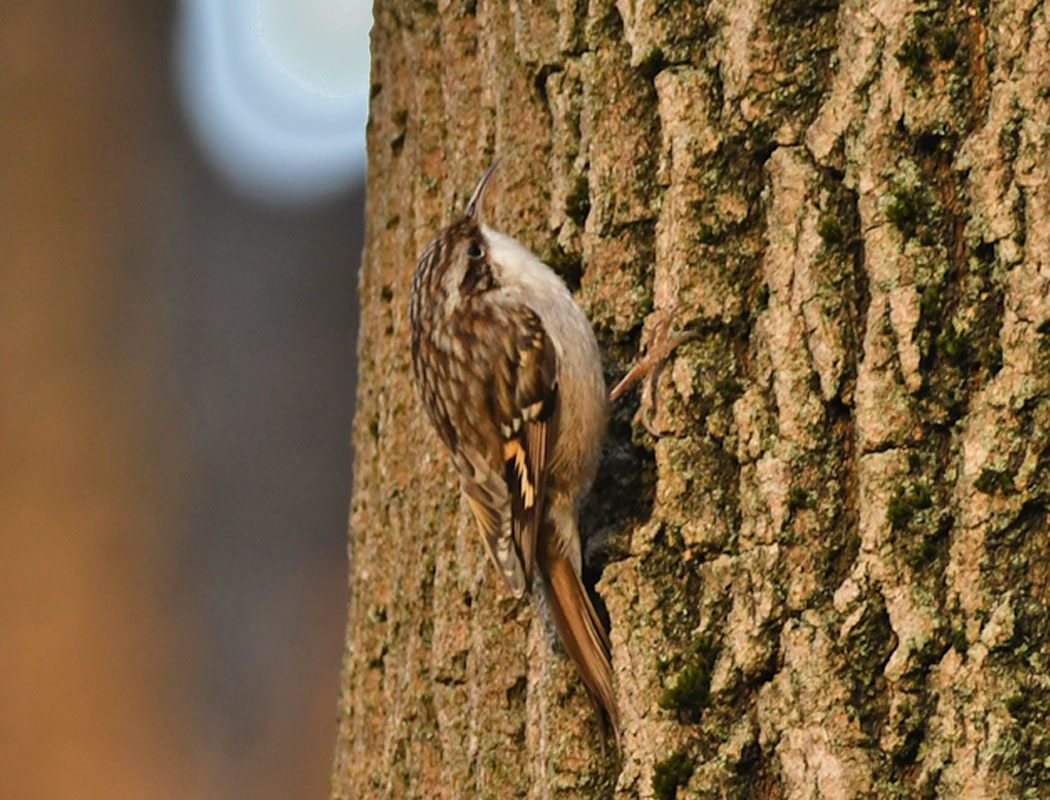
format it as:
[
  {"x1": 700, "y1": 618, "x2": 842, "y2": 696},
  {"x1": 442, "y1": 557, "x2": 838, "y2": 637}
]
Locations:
[{"x1": 1, "y1": 4, "x2": 363, "y2": 798}]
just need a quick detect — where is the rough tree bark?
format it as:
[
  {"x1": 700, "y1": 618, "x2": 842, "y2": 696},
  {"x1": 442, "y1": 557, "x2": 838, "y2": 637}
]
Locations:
[{"x1": 333, "y1": 1, "x2": 1050, "y2": 797}]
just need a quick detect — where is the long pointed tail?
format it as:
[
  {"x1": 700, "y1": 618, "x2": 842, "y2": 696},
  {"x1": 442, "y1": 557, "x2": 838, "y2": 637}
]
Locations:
[{"x1": 537, "y1": 526, "x2": 621, "y2": 747}]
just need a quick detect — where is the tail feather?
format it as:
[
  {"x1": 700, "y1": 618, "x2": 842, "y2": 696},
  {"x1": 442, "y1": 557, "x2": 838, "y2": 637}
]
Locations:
[{"x1": 537, "y1": 527, "x2": 621, "y2": 748}]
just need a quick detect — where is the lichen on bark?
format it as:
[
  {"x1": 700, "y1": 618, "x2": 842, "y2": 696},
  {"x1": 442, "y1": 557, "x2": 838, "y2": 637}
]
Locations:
[{"x1": 333, "y1": 0, "x2": 1050, "y2": 797}]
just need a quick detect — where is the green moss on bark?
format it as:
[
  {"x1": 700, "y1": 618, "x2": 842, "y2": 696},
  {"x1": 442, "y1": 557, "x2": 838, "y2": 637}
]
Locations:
[{"x1": 653, "y1": 750, "x2": 696, "y2": 800}]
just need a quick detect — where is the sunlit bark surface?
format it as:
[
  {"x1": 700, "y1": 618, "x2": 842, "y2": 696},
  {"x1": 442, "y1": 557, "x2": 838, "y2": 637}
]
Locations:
[{"x1": 334, "y1": 1, "x2": 1050, "y2": 797}]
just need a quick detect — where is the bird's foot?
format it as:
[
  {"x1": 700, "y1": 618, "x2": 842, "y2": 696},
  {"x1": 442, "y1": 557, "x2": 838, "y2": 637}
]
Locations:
[{"x1": 609, "y1": 308, "x2": 696, "y2": 436}]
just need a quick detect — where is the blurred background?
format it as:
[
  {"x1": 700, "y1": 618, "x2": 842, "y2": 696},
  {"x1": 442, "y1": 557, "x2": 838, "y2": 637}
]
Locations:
[{"x1": 1, "y1": 2, "x2": 369, "y2": 798}]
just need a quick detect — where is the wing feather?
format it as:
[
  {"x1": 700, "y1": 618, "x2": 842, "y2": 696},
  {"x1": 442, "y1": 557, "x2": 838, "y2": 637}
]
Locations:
[
  {"x1": 455, "y1": 305, "x2": 558, "y2": 597},
  {"x1": 506, "y1": 319, "x2": 557, "y2": 587},
  {"x1": 457, "y1": 450, "x2": 526, "y2": 596}
]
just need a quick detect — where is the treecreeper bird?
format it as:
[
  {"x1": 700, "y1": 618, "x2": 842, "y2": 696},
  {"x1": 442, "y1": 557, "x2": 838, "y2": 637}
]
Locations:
[{"x1": 409, "y1": 164, "x2": 621, "y2": 745}]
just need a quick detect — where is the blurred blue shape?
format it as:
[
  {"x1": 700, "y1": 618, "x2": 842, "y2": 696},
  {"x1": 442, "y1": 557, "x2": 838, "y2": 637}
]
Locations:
[{"x1": 175, "y1": 0, "x2": 371, "y2": 205}]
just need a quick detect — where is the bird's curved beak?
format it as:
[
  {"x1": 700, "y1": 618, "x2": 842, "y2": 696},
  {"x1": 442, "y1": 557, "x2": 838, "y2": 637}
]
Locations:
[{"x1": 465, "y1": 159, "x2": 500, "y2": 220}]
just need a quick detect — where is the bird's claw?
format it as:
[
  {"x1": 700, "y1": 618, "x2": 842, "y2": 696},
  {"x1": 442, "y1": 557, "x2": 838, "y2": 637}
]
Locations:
[{"x1": 609, "y1": 308, "x2": 696, "y2": 435}]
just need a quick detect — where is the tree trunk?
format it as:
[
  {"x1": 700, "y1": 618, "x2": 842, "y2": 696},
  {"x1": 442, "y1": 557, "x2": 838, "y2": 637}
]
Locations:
[{"x1": 332, "y1": 1, "x2": 1050, "y2": 797}]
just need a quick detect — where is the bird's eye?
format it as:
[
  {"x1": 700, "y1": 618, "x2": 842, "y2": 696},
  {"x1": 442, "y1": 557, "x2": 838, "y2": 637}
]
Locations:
[{"x1": 467, "y1": 241, "x2": 483, "y2": 259}]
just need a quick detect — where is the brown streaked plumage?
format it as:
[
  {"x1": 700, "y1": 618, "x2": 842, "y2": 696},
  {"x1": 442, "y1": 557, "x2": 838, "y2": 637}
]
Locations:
[{"x1": 409, "y1": 165, "x2": 619, "y2": 745}]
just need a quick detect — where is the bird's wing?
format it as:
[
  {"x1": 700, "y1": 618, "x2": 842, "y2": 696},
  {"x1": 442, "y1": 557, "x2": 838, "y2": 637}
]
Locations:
[
  {"x1": 502, "y1": 307, "x2": 558, "y2": 591},
  {"x1": 457, "y1": 449, "x2": 522, "y2": 593},
  {"x1": 456, "y1": 305, "x2": 558, "y2": 598}
]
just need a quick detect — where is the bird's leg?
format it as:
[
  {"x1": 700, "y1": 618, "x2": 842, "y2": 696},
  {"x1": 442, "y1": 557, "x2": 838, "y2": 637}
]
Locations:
[{"x1": 609, "y1": 308, "x2": 696, "y2": 435}]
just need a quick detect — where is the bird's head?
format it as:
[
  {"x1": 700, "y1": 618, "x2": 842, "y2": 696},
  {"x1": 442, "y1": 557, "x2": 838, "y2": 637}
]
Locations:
[{"x1": 411, "y1": 163, "x2": 501, "y2": 321}]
